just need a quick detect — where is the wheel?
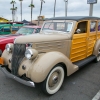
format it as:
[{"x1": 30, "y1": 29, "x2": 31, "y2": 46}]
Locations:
[
  {"x1": 0, "y1": 50, "x2": 2, "y2": 57},
  {"x1": 95, "y1": 48, "x2": 100, "y2": 62},
  {"x1": 41, "y1": 64, "x2": 65, "y2": 95}
]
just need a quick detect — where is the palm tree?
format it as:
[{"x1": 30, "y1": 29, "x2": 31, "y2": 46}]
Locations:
[
  {"x1": 38, "y1": 0, "x2": 45, "y2": 25},
  {"x1": 54, "y1": 0, "x2": 56, "y2": 17},
  {"x1": 19, "y1": 0, "x2": 23, "y2": 21},
  {"x1": 39, "y1": 0, "x2": 45, "y2": 17},
  {"x1": 29, "y1": 0, "x2": 35, "y2": 23},
  {"x1": 10, "y1": 0, "x2": 17, "y2": 22}
]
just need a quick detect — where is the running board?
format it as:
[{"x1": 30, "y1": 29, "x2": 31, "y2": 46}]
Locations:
[{"x1": 73, "y1": 55, "x2": 96, "y2": 69}]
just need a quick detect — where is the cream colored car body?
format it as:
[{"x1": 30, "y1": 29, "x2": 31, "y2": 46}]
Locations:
[{"x1": 2, "y1": 34, "x2": 78, "y2": 83}]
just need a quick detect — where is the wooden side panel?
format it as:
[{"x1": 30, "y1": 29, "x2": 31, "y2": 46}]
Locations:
[
  {"x1": 87, "y1": 33, "x2": 96, "y2": 57},
  {"x1": 70, "y1": 33, "x2": 87, "y2": 62},
  {"x1": 87, "y1": 20, "x2": 97, "y2": 57},
  {"x1": 97, "y1": 32, "x2": 100, "y2": 39}
]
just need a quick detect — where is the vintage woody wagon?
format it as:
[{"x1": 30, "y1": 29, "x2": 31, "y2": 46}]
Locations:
[{"x1": 0, "y1": 16, "x2": 100, "y2": 95}]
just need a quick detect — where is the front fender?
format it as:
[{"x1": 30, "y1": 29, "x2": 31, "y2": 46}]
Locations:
[{"x1": 27, "y1": 52, "x2": 78, "y2": 83}]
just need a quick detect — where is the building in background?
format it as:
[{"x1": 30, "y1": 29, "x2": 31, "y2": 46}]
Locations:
[
  {"x1": 0, "y1": 17, "x2": 9, "y2": 22},
  {"x1": 32, "y1": 16, "x2": 45, "y2": 26}
]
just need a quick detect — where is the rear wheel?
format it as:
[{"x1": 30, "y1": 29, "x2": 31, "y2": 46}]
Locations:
[
  {"x1": 41, "y1": 64, "x2": 65, "y2": 95},
  {"x1": 95, "y1": 48, "x2": 100, "y2": 62}
]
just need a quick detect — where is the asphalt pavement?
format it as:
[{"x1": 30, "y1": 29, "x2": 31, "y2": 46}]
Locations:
[{"x1": 0, "y1": 61, "x2": 100, "y2": 100}]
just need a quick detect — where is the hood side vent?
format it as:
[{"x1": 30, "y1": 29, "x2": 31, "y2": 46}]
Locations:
[{"x1": 35, "y1": 41, "x2": 64, "y2": 51}]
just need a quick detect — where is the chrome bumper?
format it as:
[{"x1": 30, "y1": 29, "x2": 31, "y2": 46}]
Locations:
[{"x1": 0, "y1": 65, "x2": 35, "y2": 87}]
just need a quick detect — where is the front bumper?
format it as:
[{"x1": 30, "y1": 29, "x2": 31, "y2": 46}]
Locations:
[{"x1": 0, "y1": 65, "x2": 35, "y2": 87}]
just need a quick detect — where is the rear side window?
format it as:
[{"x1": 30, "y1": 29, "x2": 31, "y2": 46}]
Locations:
[
  {"x1": 98, "y1": 22, "x2": 100, "y2": 31},
  {"x1": 90, "y1": 21, "x2": 96, "y2": 32}
]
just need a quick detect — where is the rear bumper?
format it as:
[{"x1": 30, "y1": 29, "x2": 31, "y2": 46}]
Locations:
[{"x1": 0, "y1": 65, "x2": 35, "y2": 87}]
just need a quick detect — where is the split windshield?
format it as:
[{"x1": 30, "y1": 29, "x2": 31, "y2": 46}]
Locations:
[
  {"x1": 16, "y1": 27, "x2": 34, "y2": 35},
  {"x1": 42, "y1": 21, "x2": 73, "y2": 33}
]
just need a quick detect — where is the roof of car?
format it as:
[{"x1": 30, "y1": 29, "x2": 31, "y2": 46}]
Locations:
[
  {"x1": 46, "y1": 16, "x2": 100, "y2": 21},
  {"x1": 23, "y1": 25, "x2": 41, "y2": 28}
]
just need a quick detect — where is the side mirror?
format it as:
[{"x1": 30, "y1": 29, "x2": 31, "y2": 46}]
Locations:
[{"x1": 76, "y1": 29, "x2": 81, "y2": 33}]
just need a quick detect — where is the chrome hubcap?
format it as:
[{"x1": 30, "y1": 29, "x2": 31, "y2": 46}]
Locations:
[
  {"x1": 48, "y1": 71, "x2": 60, "y2": 87},
  {"x1": 53, "y1": 75, "x2": 58, "y2": 84}
]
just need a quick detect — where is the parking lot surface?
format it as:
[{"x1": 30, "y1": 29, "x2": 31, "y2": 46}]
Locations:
[{"x1": 0, "y1": 61, "x2": 100, "y2": 100}]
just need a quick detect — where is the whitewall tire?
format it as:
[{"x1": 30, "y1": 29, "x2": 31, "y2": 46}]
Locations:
[{"x1": 41, "y1": 64, "x2": 65, "y2": 95}]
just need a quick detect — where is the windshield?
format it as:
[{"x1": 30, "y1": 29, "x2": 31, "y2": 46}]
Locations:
[
  {"x1": 42, "y1": 21, "x2": 73, "y2": 33},
  {"x1": 16, "y1": 27, "x2": 34, "y2": 35}
]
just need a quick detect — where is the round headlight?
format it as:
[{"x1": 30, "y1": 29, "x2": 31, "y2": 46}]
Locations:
[
  {"x1": 5, "y1": 43, "x2": 13, "y2": 53},
  {"x1": 25, "y1": 49, "x2": 38, "y2": 60}
]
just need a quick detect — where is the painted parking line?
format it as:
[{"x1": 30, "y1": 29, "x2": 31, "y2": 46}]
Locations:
[{"x1": 92, "y1": 90, "x2": 100, "y2": 100}]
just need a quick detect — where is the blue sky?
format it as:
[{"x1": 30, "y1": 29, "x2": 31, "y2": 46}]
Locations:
[{"x1": 0, "y1": 0, "x2": 100, "y2": 21}]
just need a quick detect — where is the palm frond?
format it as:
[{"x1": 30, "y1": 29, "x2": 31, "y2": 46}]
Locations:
[
  {"x1": 15, "y1": 7, "x2": 17, "y2": 10},
  {"x1": 10, "y1": 7, "x2": 17, "y2": 10},
  {"x1": 29, "y1": 4, "x2": 35, "y2": 8},
  {"x1": 10, "y1": 0, "x2": 16, "y2": 4},
  {"x1": 40, "y1": 0, "x2": 45, "y2": 3}
]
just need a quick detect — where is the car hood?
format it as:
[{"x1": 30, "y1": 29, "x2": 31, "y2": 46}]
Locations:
[
  {"x1": 15, "y1": 34, "x2": 71, "y2": 44},
  {"x1": 0, "y1": 34, "x2": 20, "y2": 42}
]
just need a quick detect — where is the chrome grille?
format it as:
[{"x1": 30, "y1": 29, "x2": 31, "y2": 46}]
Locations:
[{"x1": 11, "y1": 44, "x2": 26, "y2": 75}]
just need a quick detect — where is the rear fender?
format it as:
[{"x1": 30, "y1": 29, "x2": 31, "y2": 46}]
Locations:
[{"x1": 93, "y1": 39, "x2": 100, "y2": 56}]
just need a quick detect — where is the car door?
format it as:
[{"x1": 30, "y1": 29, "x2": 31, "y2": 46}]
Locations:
[
  {"x1": 70, "y1": 21, "x2": 88, "y2": 62},
  {"x1": 87, "y1": 20, "x2": 97, "y2": 57}
]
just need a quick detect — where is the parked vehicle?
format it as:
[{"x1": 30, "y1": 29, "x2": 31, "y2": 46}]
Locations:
[
  {"x1": 0, "y1": 22, "x2": 23, "y2": 35},
  {"x1": 0, "y1": 16, "x2": 100, "y2": 95},
  {"x1": 0, "y1": 25, "x2": 41, "y2": 54}
]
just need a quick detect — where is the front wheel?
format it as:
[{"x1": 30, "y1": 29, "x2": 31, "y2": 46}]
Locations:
[{"x1": 41, "y1": 64, "x2": 65, "y2": 95}]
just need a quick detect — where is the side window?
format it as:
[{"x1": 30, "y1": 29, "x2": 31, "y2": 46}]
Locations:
[
  {"x1": 35, "y1": 29, "x2": 39, "y2": 33},
  {"x1": 90, "y1": 21, "x2": 96, "y2": 32},
  {"x1": 4, "y1": 27, "x2": 11, "y2": 32},
  {"x1": 37, "y1": 28, "x2": 41, "y2": 33},
  {"x1": 75, "y1": 21, "x2": 87, "y2": 34},
  {"x1": 98, "y1": 22, "x2": 100, "y2": 31}
]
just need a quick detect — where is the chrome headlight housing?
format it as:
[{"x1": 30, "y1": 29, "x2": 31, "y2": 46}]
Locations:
[
  {"x1": 5, "y1": 43, "x2": 13, "y2": 53},
  {"x1": 25, "y1": 49, "x2": 38, "y2": 60}
]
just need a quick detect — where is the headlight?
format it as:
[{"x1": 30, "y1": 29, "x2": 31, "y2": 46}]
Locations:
[
  {"x1": 5, "y1": 43, "x2": 13, "y2": 53},
  {"x1": 25, "y1": 49, "x2": 38, "y2": 60}
]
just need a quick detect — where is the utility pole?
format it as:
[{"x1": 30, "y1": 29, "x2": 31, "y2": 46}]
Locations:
[
  {"x1": 54, "y1": 0, "x2": 56, "y2": 17},
  {"x1": 87, "y1": 0, "x2": 97, "y2": 16},
  {"x1": 89, "y1": 4, "x2": 93, "y2": 16},
  {"x1": 64, "y1": 0, "x2": 68, "y2": 17}
]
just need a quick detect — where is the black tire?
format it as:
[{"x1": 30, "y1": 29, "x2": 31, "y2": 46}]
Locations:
[
  {"x1": 41, "y1": 64, "x2": 64, "y2": 95},
  {"x1": 95, "y1": 48, "x2": 100, "y2": 63},
  {"x1": 0, "y1": 50, "x2": 2, "y2": 57}
]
